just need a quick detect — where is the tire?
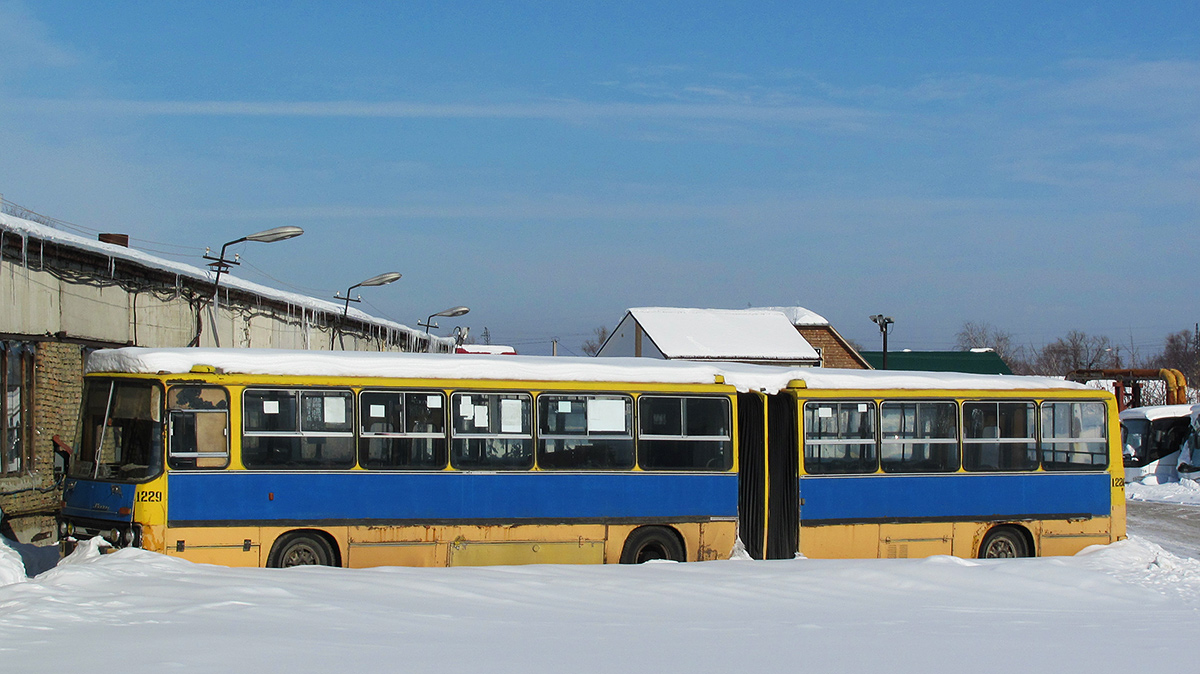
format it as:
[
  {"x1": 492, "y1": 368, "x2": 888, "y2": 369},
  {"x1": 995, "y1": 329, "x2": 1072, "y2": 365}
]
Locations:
[
  {"x1": 619, "y1": 527, "x2": 686, "y2": 564},
  {"x1": 267, "y1": 532, "x2": 337, "y2": 568},
  {"x1": 978, "y1": 526, "x2": 1030, "y2": 559}
]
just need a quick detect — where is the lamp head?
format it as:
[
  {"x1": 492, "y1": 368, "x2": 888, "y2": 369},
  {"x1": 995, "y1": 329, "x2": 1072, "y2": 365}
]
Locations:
[
  {"x1": 435, "y1": 306, "x2": 470, "y2": 318},
  {"x1": 357, "y1": 271, "x2": 402, "y2": 287},
  {"x1": 243, "y1": 226, "x2": 304, "y2": 244}
]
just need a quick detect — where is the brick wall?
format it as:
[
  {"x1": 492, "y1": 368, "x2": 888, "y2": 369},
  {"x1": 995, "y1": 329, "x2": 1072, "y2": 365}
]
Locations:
[
  {"x1": 0, "y1": 341, "x2": 84, "y2": 533},
  {"x1": 796, "y1": 327, "x2": 870, "y2": 369}
]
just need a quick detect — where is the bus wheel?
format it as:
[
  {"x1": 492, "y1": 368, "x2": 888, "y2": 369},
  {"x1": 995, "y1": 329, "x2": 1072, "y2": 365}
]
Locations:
[
  {"x1": 979, "y1": 526, "x2": 1029, "y2": 559},
  {"x1": 268, "y1": 532, "x2": 337, "y2": 568},
  {"x1": 620, "y1": 527, "x2": 685, "y2": 564}
]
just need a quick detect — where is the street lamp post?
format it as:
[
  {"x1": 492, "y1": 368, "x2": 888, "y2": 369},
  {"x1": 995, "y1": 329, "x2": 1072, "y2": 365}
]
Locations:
[
  {"x1": 870, "y1": 314, "x2": 895, "y2": 369},
  {"x1": 193, "y1": 226, "x2": 304, "y2": 347},
  {"x1": 418, "y1": 306, "x2": 470, "y2": 352},
  {"x1": 332, "y1": 271, "x2": 402, "y2": 349}
]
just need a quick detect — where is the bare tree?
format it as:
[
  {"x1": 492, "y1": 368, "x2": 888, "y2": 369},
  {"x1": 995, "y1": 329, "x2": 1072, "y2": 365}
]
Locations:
[
  {"x1": 1151, "y1": 328, "x2": 1200, "y2": 385},
  {"x1": 1027, "y1": 331, "x2": 1117, "y2": 376},
  {"x1": 954, "y1": 321, "x2": 1024, "y2": 371},
  {"x1": 580, "y1": 326, "x2": 610, "y2": 357}
]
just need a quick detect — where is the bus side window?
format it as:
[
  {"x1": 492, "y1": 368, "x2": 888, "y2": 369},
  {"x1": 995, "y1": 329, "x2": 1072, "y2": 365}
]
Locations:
[
  {"x1": 450, "y1": 392, "x2": 533, "y2": 470},
  {"x1": 962, "y1": 401, "x2": 1037, "y2": 471},
  {"x1": 168, "y1": 385, "x2": 230, "y2": 470},
  {"x1": 803, "y1": 401, "x2": 878, "y2": 475},
  {"x1": 637, "y1": 396, "x2": 732, "y2": 471},
  {"x1": 880, "y1": 401, "x2": 958, "y2": 473},
  {"x1": 242, "y1": 389, "x2": 356, "y2": 470},
  {"x1": 1041, "y1": 401, "x2": 1108, "y2": 471},
  {"x1": 359, "y1": 390, "x2": 448, "y2": 470},
  {"x1": 537, "y1": 394, "x2": 634, "y2": 470}
]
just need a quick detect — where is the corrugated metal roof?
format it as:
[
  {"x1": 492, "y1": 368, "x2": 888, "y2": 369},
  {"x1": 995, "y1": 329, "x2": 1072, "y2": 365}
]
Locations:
[{"x1": 859, "y1": 350, "x2": 1014, "y2": 375}]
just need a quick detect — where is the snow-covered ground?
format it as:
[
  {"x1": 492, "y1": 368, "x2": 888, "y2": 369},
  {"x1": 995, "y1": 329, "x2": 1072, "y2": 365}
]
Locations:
[
  {"x1": 0, "y1": 533, "x2": 1198, "y2": 674},
  {"x1": 1128, "y1": 479, "x2": 1200, "y2": 506}
]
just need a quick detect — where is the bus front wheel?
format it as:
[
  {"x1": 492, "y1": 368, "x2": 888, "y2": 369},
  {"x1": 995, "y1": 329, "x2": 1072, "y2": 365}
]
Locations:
[
  {"x1": 268, "y1": 532, "x2": 337, "y2": 568},
  {"x1": 979, "y1": 526, "x2": 1030, "y2": 559},
  {"x1": 620, "y1": 527, "x2": 685, "y2": 564}
]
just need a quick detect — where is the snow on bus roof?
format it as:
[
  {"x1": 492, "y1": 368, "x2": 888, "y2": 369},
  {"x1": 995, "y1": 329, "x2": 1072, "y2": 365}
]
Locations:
[{"x1": 86, "y1": 347, "x2": 1094, "y2": 394}]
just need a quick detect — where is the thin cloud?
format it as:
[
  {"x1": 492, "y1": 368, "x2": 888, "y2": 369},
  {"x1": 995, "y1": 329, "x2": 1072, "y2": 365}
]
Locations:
[
  {"x1": 7, "y1": 97, "x2": 880, "y2": 127},
  {"x1": 0, "y1": 2, "x2": 77, "y2": 74}
]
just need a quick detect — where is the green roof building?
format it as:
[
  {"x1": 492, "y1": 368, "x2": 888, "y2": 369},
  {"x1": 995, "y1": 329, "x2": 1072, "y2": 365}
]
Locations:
[{"x1": 859, "y1": 350, "x2": 1013, "y2": 375}]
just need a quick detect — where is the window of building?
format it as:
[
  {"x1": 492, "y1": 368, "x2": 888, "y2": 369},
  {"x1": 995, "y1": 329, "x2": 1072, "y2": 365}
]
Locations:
[
  {"x1": 803, "y1": 401, "x2": 877, "y2": 474},
  {"x1": 359, "y1": 390, "x2": 447, "y2": 469},
  {"x1": 167, "y1": 385, "x2": 230, "y2": 470},
  {"x1": 450, "y1": 392, "x2": 533, "y2": 470},
  {"x1": 637, "y1": 396, "x2": 732, "y2": 471},
  {"x1": 880, "y1": 401, "x2": 959, "y2": 473},
  {"x1": 1, "y1": 342, "x2": 34, "y2": 477},
  {"x1": 1041, "y1": 401, "x2": 1108, "y2": 470},
  {"x1": 537, "y1": 394, "x2": 634, "y2": 469},
  {"x1": 242, "y1": 389, "x2": 355, "y2": 469},
  {"x1": 962, "y1": 401, "x2": 1038, "y2": 471}
]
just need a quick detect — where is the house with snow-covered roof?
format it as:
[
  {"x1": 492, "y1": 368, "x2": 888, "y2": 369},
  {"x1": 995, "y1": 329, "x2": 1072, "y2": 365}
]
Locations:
[
  {"x1": 595, "y1": 307, "x2": 823, "y2": 366},
  {"x1": 0, "y1": 202, "x2": 452, "y2": 542}
]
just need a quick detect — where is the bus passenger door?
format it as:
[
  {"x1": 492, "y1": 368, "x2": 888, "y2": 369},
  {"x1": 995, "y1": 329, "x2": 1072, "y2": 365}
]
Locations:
[
  {"x1": 737, "y1": 392, "x2": 800, "y2": 560},
  {"x1": 737, "y1": 393, "x2": 766, "y2": 559},
  {"x1": 765, "y1": 394, "x2": 799, "y2": 559}
]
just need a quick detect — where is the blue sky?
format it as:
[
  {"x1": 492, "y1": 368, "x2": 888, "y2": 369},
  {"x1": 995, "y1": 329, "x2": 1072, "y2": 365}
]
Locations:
[{"x1": 1, "y1": 1, "x2": 1196, "y2": 356}]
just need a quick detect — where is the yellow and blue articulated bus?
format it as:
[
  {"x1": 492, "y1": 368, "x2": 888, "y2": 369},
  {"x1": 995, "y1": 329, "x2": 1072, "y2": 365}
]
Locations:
[{"x1": 59, "y1": 348, "x2": 1124, "y2": 567}]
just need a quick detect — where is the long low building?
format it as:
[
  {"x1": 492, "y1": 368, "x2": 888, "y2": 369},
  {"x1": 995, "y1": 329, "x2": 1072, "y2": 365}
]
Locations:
[{"x1": 0, "y1": 205, "x2": 452, "y2": 541}]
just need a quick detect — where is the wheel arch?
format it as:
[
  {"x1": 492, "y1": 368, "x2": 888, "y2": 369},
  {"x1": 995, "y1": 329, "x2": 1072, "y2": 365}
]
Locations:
[
  {"x1": 265, "y1": 528, "x2": 343, "y2": 568},
  {"x1": 978, "y1": 523, "x2": 1035, "y2": 558},
  {"x1": 620, "y1": 524, "x2": 688, "y2": 563}
]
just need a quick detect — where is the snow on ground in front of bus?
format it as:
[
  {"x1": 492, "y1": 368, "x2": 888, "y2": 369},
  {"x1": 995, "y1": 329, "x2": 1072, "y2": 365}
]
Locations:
[
  {"x1": 0, "y1": 537, "x2": 1198, "y2": 674},
  {"x1": 1127, "y1": 479, "x2": 1200, "y2": 505}
]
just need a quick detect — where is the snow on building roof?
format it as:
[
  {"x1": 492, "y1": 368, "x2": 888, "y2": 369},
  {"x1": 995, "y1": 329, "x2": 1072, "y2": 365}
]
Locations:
[
  {"x1": 87, "y1": 347, "x2": 1095, "y2": 395},
  {"x1": 626, "y1": 307, "x2": 820, "y2": 361},
  {"x1": 0, "y1": 211, "x2": 440, "y2": 343},
  {"x1": 455, "y1": 344, "x2": 518, "y2": 355},
  {"x1": 750, "y1": 306, "x2": 830, "y2": 327}
]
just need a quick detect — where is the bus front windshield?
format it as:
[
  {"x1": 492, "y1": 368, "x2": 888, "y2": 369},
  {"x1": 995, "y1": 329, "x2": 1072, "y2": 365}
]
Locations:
[
  {"x1": 1122, "y1": 418, "x2": 1149, "y2": 465},
  {"x1": 71, "y1": 379, "x2": 163, "y2": 481}
]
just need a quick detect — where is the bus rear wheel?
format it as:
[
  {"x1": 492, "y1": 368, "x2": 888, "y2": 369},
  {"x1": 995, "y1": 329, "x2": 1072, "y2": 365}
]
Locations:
[
  {"x1": 620, "y1": 527, "x2": 685, "y2": 564},
  {"x1": 268, "y1": 532, "x2": 337, "y2": 568},
  {"x1": 979, "y1": 526, "x2": 1030, "y2": 559}
]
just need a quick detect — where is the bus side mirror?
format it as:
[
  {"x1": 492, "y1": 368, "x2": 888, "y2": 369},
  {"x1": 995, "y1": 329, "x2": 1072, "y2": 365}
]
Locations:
[{"x1": 52, "y1": 435, "x2": 73, "y2": 479}]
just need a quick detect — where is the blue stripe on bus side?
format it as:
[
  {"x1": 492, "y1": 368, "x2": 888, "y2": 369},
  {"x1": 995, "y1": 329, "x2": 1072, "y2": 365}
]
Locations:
[
  {"x1": 798, "y1": 472, "x2": 1112, "y2": 522},
  {"x1": 167, "y1": 472, "x2": 739, "y2": 523}
]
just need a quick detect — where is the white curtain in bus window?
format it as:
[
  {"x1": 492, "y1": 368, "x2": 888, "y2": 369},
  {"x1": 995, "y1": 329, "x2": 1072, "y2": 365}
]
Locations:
[
  {"x1": 803, "y1": 401, "x2": 878, "y2": 474},
  {"x1": 880, "y1": 401, "x2": 959, "y2": 473},
  {"x1": 537, "y1": 394, "x2": 634, "y2": 469},
  {"x1": 1040, "y1": 401, "x2": 1108, "y2": 470},
  {"x1": 962, "y1": 401, "x2": 1037, "y2": 471},
  {"x1": 358, "y1": 390, "x2": 447, "y2": 469},
  {"x1": 450, "y1": 393, "x2": 533, "y2": 470},
  {"x1": 637, "y1": 396, "x2": 732, "y2": 471}
]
